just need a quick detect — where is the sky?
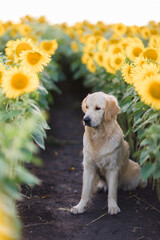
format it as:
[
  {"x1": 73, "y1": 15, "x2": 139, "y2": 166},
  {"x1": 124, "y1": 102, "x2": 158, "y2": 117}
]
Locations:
[{"x1": 0, "y1": 0, "x2": 160, "y2": 26}]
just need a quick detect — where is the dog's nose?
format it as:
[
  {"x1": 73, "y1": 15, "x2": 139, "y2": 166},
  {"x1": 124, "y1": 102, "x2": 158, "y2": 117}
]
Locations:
[{"x1": 83, "y1": 117, "x2": 91, "y2": 126}]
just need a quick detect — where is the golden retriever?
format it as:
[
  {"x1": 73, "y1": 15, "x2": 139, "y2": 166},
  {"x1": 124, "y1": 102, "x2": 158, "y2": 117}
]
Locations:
[{"x1": 71, "y1": 92, "x2": 146, "y2": 215}]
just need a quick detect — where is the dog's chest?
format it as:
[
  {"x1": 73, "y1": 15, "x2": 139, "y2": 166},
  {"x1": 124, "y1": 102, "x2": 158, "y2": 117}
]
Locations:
[
  {"x1": 87, "y1": 135, "x2": 120, "y2": 167},
  {"x1": 94, "y1": 150, "x2": 117, "y2": 172}
]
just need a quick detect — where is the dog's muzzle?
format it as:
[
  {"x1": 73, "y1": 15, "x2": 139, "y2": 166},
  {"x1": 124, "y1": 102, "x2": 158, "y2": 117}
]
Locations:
[{"x1": 83, "y1": 116, "x2": 91, "y2": 126}]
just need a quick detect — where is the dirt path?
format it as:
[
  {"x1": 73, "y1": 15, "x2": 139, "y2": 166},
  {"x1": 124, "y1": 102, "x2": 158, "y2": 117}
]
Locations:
[{"x1": 20, "y1": 79, "x2": 160, "y2": 240}]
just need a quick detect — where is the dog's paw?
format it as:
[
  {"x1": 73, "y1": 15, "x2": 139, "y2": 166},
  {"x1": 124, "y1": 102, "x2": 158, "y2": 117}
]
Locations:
[
  {"x1": 71, "y1": 205, "x2": 85, "y2": 215},
  {"x1": 108, "y1": 202, "x2": 121, "y2": 215}
]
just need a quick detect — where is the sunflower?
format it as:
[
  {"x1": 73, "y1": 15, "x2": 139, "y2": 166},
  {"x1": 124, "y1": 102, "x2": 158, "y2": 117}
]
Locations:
[
  {"x1": 142, "y1": 47, "x2": 160, "y2": 62},
  {"x1": 126, "y1": 37, "x2": 143, "y2": 45},
  {"x1": 85, "y1": 35, "x2": 96, "y2": 50},
  {"x1": 133, "y1": 63, "x2": 160, "y2": 90},
  {"x1": 108, "y1": 37, "x2": 122, "y2": 45},
  {"x1": 96, "y1": 21, "x2": 108, "y2": 33},
  {"x1": 18, "y1": 24, "x2": 32, "y2": 36},
  {"x1": 149, "y1": 21, "x2": 157, "y2": 27},
  {"x1": 65, "y1": 27, "x2": 75, "y2": 39},
  {"x1": 83, "y1": 47, "x2": 95, "y2": 59},
  {"x1": 137, "y1": 75, "x2": 160, "y2": 110},
  {"x1": 71, "y1": 41, "x2": 78, "y2": 52},
  {"x1": 0, "y1": 63, "x2": 5, "y2": 84},
  {"x1": 150, "y1": 28, "x2": 159, "y2": 36},
  {"x1": 126, "y1": 43, "x2": 144, "y2": 61},
  {"x1": 103, "y1": 54, "x2": 116, "y2": 74},
  {"x1": 12, "y1": 38, "x2": 36, "y2": 62},
  {"x1": 38, "y1": 16, "x2": 47, "y2": 24},
  {"x1": 121, "y1": 38, "x2": 130, "y2": 50},
  {"x1": 113, "y1": 23, "x2": 126, "y2": 36},
  {"x1": 0, "y1": 24, "x2": 5, "y2": 36},
  {"x1": 108, "y1": 43, "x2": 124, "y2": 55},
  {"x1": 139, "y1": 27, "x2": 150, "y2": 39},
  {"x1": 81, "y1": 53, "x2": 90, "y2": 64},
  {"x1": 134, "y1": 56, "x2": 148, "y2": 68},
  {"x1": 2, "y1": 67, "x2": 39, "y2": 98},
  {"x1": 94, "y1": 52, "x2": 105, "y2": 67},
  {"x1": 0, "y1": 193, "x2": 18, "y2": 240},
  {"x1": 121, "y1": 63, "x2": 134, "y2": 85},
  {"x1": 149, "y1": 36, "x2": 160, "y2": 48},
  {"x1": 39, "y1": 39, "x2": 58, "y2": 55},
  {"x1": 86, "y1": 59, "x2": 96, "y2": 73},
  {"x1": 5, "y1": 40, "x2": 15, "y2": 61},
  {"x1": 110, "y1": 53, "x2": 125, "y2": 71},
  {"x1": 125, "y1": 26, "x2": 135, "y2": 37},
  {"x1": 97, "y1": 37, "x2": 108, "y2": 52},
  {"x1": 93, "y1": 29, "x2": 102, "y2": 37},
  {"x1": 20, "y1": 48, "x2": 51, "y2": 73}
]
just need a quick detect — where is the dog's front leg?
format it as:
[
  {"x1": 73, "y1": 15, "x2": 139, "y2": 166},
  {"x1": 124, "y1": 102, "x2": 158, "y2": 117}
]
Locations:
[
  {"x1": 106, "y1": 169, "x2": 121, "y2": 215},
  {"x1": 71, "y1": 161, "x2": 96, "y2": 214}
]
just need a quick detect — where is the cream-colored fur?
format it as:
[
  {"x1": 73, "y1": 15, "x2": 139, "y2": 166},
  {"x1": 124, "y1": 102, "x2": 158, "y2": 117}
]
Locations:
[{"x1": 71, "y1": 92, "x2": 147, "y2": 215}]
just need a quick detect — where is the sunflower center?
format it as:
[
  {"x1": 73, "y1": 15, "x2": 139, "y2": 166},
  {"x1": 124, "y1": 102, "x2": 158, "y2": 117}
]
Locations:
[
  {"x1": 110, "y1": 39, "x2": 120, "y2": 44},
  {"x1": 113, "y1": 48, "x2": 122, "y2": 54},
  {"x1": 117, "y1": 26, "x2": 123, "y2": 31},
  {"x1": 143, "y1": 49, "x2": 158, "y2": 61},
  {"x1": 149, "y1": 82, "x2": 160, "y2": 99},
  {"x1": 43, "y1": 42, "x2": 52, "y2": 51},
  {"x1": 89, "y1": 52, "x2": 93, "y2": 57},
  {"x1": 133, "y1": 47, "x2": 143, "y2": 57},
  {"x1": 144, "y1": 31, "x2": 149, "y2": 37},
  {"x1": 145, "y1": 72, "x2": 154, "y2": 79},
  {"x1": 27, "y1": 52, "x2": 41, "y2": 65},
  {"x1": 128, "y1": 66, "x2": 132, "y2": 75},
  {"x1": 98, "y1": 55, "x2": 103, "y2": 62},
  {"x1": 16, "y1": 43, "x2": 32, "y2": 57},
  {"x1": 11, "y1": 73, "x2": 28, "y2": 90},
  {"x1": 115, "y1": 58, "x2": 121, "y2": 65},
  {"x1": 140, "y1": 61, "x2": 146, "y2": 67}
]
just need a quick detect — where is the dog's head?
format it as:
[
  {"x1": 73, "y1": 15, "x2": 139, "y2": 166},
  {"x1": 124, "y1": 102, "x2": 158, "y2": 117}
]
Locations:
[{"x1": 82, "y1": 92, "x2": 120, "y2": 127}]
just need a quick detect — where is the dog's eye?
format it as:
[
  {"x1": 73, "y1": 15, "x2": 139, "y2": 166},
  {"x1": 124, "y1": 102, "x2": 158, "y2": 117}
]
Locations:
[
  {"x1": 86, "y1": 105, "x2": 88, "y2": 109},
  {"x1": 95, "y1": 106, "x2": 101, "y2": 110}
]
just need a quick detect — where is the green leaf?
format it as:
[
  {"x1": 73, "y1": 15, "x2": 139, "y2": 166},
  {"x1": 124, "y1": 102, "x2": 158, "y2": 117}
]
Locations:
[
  {"x1": 153, "y1": 162, "x2": 160, "y2": 179},
  {"x1": 32, "y1": 132, "x2": 45, "y2": 150},
  {"x1": 141, "y1": 162, "x2": 156, "y2": 180},
  {"x1": 140, "y1": 150, "x2": 150, "y2": 165},
  {"x1": 0, "y1": 110, "x2": 21, "y2": 122},
  {"x1": 16, "y1": 166, "x2": 40, "y2": 185},
  {"x1": 1, "y1": 180, "x2": 22, "y2": 201}
]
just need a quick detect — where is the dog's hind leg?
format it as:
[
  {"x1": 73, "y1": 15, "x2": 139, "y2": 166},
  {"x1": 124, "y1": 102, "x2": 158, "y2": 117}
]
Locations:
[{"x1": 120, "y1": 159, "x2": 147, "y2": 191}]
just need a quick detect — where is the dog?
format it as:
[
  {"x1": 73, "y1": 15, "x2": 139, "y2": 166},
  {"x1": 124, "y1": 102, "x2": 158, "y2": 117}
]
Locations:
[{"x1": 71, "y1": 92, "x2": 146, "y2": 215}]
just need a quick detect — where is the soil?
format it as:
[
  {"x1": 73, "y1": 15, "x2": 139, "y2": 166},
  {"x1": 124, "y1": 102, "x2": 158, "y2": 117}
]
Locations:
[{"x1": 19, "y1": 77, "x2": 160, "y2": 240}]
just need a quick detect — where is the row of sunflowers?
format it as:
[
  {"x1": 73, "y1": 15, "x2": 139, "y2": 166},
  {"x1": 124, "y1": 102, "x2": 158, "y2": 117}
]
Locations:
[
  {"x1": 0, "y1": 16, "x2": 66, "y2": 240},
  {"x1": 0, "y1": 15, "x2": 160, "y2": 239}
]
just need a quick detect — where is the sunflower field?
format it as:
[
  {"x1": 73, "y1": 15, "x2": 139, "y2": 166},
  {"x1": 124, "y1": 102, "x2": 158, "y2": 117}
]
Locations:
[{"x1": 0, "y1": 15, "x2": 160, "y2": 239}]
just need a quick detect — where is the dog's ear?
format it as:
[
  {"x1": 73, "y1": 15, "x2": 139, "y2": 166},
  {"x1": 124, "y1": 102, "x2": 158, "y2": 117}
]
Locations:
[
  {"x1": 81, "y1": 95, "x2": 89, "y2": 113},
  {"x1": 104, "y1": 95, "x2": 120, "y2": 122}
]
